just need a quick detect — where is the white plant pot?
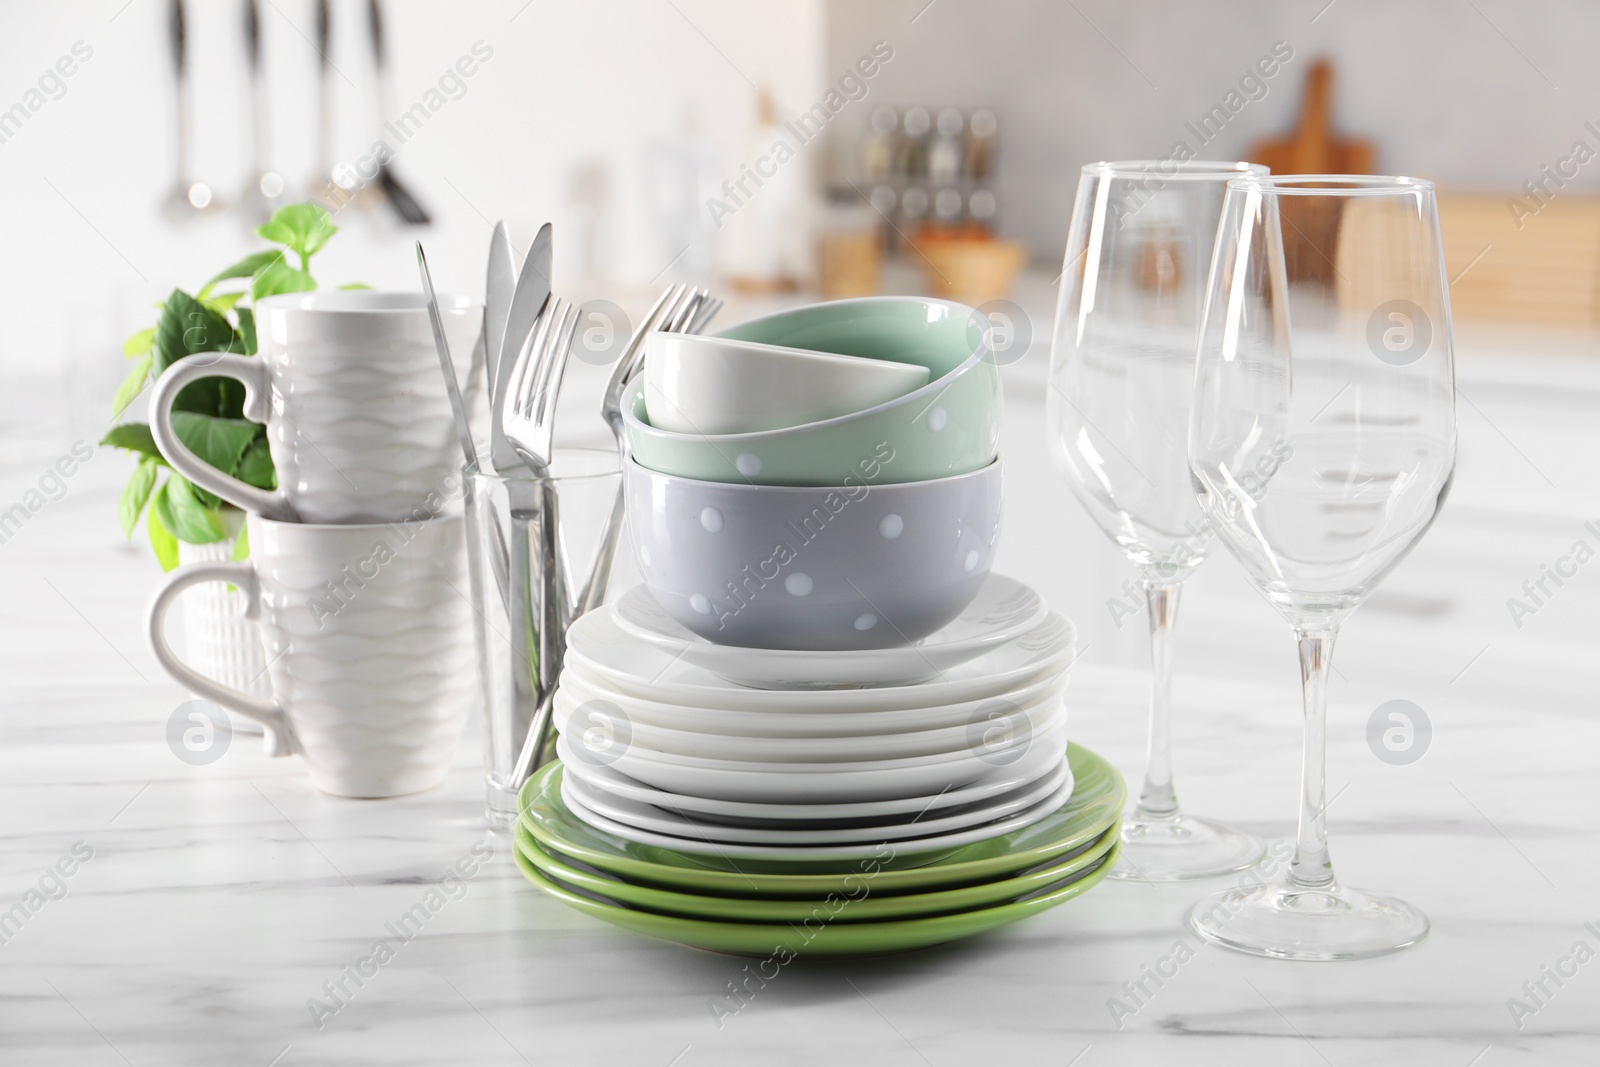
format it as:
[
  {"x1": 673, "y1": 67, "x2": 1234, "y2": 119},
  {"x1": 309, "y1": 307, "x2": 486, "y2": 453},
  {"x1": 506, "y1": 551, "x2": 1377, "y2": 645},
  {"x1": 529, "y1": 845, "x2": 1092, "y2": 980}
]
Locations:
[{"x1": 176, "y1": 508, "x2": 269, "y2": 734}]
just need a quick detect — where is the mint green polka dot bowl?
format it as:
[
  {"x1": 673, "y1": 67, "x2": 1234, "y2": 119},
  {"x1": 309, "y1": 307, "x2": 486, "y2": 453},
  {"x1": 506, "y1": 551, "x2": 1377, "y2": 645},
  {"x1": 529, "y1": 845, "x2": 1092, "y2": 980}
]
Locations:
[{"x1": 623, "y1": 297, "x2": 1002, "y2": 486}]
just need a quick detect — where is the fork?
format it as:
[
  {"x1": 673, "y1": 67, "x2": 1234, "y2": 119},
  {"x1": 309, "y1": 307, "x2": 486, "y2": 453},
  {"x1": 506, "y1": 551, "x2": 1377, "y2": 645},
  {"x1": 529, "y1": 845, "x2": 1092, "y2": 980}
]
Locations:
[
  {"x1": 502, "y1": 298, "x2": 581, "y2": 477},
  {"x1": 569, "y1": 286, "x2": 720, "y2": 623},
  {"x1": 688, "y1": 295, "x2": 724, "y2": 336},
  {"x1": 501, "y1": 297, "x2": 582, "y2": 787},
  {"x1": 598, "y1": 284, "x2": 696, "y2": 443}
]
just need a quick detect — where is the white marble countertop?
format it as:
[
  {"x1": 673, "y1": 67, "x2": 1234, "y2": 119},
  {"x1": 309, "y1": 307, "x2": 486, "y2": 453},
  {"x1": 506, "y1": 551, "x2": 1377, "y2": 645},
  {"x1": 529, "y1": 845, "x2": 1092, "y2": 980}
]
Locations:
[{"x1": 4, "y1": 284, "x2": 1599, "y2": 1064}]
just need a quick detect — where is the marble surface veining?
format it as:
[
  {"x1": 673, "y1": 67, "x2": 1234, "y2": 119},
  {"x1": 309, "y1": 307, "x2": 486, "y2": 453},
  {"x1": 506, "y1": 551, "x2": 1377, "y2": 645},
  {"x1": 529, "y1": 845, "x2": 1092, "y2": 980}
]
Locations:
[{"x1": 2, "y1": 291, "x2": 1598, "y2": 1064}]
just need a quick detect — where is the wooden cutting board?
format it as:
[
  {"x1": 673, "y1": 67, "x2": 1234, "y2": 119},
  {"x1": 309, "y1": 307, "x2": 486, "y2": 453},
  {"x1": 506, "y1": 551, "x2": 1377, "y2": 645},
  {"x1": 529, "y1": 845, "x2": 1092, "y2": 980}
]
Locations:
[
  {"x1": 1250, "y1": 59, "x2": 1375, "y2": 284},
  {"x1": 1251, "y1": 58, "x2": 1374, "y2": 176}
]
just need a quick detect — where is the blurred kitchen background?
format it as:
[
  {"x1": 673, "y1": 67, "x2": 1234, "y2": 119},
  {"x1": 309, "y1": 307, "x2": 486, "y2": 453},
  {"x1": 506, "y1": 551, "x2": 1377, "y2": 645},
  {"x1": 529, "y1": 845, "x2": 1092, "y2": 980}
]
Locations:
[{"x1": 5, "y1": 0, "x2": 1597, "y2": 709}]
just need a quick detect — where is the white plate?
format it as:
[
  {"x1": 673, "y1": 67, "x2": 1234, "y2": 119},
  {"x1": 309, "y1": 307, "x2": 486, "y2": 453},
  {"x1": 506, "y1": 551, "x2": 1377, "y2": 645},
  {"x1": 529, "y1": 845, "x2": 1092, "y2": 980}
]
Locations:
[
  {"x1": 553, "y1": 686, "x2": 1065, "y2": 763},
  {"x1": 559, "y1": 774, "x2": 1075, "y2": 861},
  {"x1": 564, "y1": 608, "x2": 1077, "y2": 713},
  {"x1": 557, "y1": 734, "x2": 1068, "y2": 824},
  {"x1": 558, "y1": 665, "x2": 1070, "y2": 739},
  {"x1": 562, "y1": 758, "x2": 1072, "y2": 846},
  {"x1": 563, "y1": 722, "x2": 1068, "y2": 804},
  {"x1": 610, "y1": 574, "x2": 1047, "y2": 688}
]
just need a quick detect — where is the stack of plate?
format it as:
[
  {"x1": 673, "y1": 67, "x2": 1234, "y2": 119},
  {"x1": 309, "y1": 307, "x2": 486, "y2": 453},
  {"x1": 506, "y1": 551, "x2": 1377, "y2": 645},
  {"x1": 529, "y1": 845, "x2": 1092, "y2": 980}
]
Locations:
[
  {"x1": 514, "y1": 744, "x2": 1122, "y2": 956},
  {"x1": 511, "y1": 574, "x2": 1126, "y2": 956}
]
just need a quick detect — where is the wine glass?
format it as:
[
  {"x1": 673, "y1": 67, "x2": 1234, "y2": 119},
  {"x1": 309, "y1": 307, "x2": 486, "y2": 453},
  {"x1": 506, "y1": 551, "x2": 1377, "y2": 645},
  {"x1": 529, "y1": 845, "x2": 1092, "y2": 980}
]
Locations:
[
  {"x1": 1186, "y1": 174, "x2": 1456, "y2": 959},
  {"x1": 1047, "y1": 161, "x2": 1267, "y2": 880}
]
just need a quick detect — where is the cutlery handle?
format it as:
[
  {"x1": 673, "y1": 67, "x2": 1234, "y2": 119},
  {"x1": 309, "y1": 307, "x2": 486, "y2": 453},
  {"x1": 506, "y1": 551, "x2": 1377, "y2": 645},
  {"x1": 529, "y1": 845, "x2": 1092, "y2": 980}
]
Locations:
[
  {"x1": 308, "y1": 0, "x2": 330, "y2": 169},
  {"x1": 314, "y1": 0, "x2": 330, "y2": 67},
  {"x1": 149, "y1": 354, "x2": 296, "y2": 522},
  {"x1": 169, "y1": 0, "x2": 191, "y2": 180},
  {"x1": 244, "y1": 0, "x2": 260, "y2": 69},
  {"x1": 244, "y1": 0, "x2": 270, "y2": 178},
  {"x1": 366, "y1": 0, "x2": 386, "y2": 70},
  {"x1": 146, "y1": 560, "x2": 296, "y2": 756},
  {"x1": 169, "y1": 0, "x2": 186, "y2": 76}
]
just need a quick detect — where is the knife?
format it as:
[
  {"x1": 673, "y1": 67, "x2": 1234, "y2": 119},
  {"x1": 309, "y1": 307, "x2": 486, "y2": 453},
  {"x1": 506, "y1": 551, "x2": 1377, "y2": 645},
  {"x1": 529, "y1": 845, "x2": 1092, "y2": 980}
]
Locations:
[
  {"x1": 491, "y1": 221, "x2": 553, "y2": 473},
  {"x1": 415, "y1": 243, "x2": 478, "y2": 474},
  {"x1": 484, "y1": 220, "x2": 516, "y2": 406}
]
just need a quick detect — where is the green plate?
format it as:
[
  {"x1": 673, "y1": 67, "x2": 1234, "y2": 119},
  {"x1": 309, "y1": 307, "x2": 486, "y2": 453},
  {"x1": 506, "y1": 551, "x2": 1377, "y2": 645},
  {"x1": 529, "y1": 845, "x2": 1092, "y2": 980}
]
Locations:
[
  {"x1": 513, "y1": 832, "x2": 1120, "y2": 956},
  {"x1": 515, "y1": 819, "x2": 1120, "y2": 923},
  {"x1": 516, "y1": 743, "x2": 1124, "y2": 897}
]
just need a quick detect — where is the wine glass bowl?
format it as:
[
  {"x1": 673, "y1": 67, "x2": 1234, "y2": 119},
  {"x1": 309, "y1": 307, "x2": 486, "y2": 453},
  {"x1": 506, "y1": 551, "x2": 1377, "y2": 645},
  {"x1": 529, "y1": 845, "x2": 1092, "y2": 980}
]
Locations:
[
  {"x1": 1187, "y1": 174, "x2": 1457, "y2": 959},
  {"x1": 1197, "y1": 420, "x2": 1455, "y2": 621},
  {"x1": 1051, "y1": 160, "x2": 1269, "y2": 580}
]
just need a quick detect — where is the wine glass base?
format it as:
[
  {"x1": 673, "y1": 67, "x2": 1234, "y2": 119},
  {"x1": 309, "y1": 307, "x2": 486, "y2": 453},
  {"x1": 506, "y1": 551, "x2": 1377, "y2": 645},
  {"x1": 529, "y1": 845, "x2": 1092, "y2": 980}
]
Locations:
[
  {"x1": 1106, "y1": 814, "x2": 1265, "y2": 881},
  {"x1": 1187, "y1": 880, "x2": 1430, "y2": 961}
]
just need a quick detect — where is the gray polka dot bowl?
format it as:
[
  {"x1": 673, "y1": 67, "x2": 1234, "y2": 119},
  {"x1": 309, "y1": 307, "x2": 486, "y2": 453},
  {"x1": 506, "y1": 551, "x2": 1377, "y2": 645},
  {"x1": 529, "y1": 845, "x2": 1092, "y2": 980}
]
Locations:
[
  {"x1": 624, "y1": 455, "x2": 1003, "y2": 650},
  {"x1": 622, "y1": 296, "x2": 1002, "y2": 486}
]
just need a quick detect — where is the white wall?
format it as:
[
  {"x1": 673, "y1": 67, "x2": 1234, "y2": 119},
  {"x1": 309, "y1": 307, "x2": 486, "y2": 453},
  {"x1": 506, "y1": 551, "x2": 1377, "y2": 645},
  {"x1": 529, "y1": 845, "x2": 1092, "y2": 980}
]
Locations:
[
  {"x1": 825, "y1": 0, "x2": 1600, "y2": 261},
  {"x1": 0, "y1": 0, "x2": 824, "y2": 425},
  {"x1": 15, "y1": 0, "x2": 1597, "y2": 430}
]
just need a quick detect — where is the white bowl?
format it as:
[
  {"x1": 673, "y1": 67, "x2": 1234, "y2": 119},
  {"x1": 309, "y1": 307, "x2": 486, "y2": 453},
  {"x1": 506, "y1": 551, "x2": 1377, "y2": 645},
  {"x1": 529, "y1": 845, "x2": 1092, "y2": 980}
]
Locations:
[{"x1": 642, "y1": 331, "x2": 928, "y2": 436}]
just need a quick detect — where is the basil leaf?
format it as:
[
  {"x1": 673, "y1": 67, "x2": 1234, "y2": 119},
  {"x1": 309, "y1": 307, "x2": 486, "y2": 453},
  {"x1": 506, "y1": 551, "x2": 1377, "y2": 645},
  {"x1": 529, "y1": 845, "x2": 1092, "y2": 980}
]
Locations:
[
  {"x1": 205, "y1": 249, "x2": 285, "y2": 291},
  {"x1": 154, "y1": 289, "x2": 241, "y2": 376},
  {"x1": 112, "y1": 354, "x2": 152, "y2": 418},
  {"x1": 148, "y1": 496, "x2": 180, "y2": 571},
  {"x1": 201, "y1": 290, "x2": 246, "y2": 315},
  {"x1": 124, "y1": 327, "x2": 156, "y2": 357},
  {"x1": 170, "y1": 412, "x2": 261, "y2": 477},
  {"x1": 231, "y1": 523, "x2": 251, "y2": 561},
  {"x1": 339, "y1": 282, "x2": 372, "y2": 290},
  {"x1": 251, "y1": 259, "x2": 317, "y2": 303},
  {"x1": 119, "y1": 456, "x2": 159, "y2": 538},
  {"x1": 154, "y1": 290, "x2": 245, "y2": 416},
  {"x1": 235, "y1": 435, "x2": 276, "y2": 489},
  {"x1": 257, "y1": 203, "x2": 337, "y2": 259},
  {"x1": 100, "y1": 422, "x2": 163, "y2": 460},
  {"x1": 236, "y1": 306, "x2": 257, "y2": 356},
  {"x1": 155, "y1": 475, "x2": 226, "y2": 544}
]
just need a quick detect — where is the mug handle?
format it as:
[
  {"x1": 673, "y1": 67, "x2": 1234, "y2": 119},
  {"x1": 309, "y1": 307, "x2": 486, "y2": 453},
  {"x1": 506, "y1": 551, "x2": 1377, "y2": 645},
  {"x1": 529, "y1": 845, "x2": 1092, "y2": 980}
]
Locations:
[
  {"x1": 149, "y1": 353, "x2": 296, "y2": 521},
  {"x1": 146, "y1": 560, "x2": 297, "y2": 758}
]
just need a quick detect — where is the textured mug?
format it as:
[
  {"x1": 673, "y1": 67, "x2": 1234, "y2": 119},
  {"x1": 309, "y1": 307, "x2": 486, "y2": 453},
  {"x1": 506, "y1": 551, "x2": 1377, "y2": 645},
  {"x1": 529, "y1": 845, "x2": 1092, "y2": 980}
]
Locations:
[
  {"x1": 149, "y1": 290, "x2": 483, "y2": 524},
  {"x1": 146, "y1": 513, "x2": 474, "y2": 798}
]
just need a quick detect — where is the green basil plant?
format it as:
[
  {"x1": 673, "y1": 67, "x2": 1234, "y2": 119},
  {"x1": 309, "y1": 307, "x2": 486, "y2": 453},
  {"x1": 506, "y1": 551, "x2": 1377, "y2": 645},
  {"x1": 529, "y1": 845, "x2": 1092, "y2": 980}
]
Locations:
[{"x1": 101, "y1": 203, "x2": 364, "y2": 569}]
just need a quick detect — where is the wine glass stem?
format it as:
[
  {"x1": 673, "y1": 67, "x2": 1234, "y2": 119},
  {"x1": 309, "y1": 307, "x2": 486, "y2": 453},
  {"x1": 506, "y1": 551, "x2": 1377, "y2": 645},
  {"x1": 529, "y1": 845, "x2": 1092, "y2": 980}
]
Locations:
[
  {"x1": 1290, "y1": 627, "x2": 1339, "y2": 890},
  {"x1": 1134, "y1": 580, "x2": 1182, "y2": 822}
]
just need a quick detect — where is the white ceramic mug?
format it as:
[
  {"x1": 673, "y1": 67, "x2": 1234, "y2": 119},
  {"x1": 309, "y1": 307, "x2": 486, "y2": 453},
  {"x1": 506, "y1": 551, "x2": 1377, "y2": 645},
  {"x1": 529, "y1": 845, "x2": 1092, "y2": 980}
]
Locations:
[
  {"x1": 150, "y1": 291, "x2": 483, "y2": 524},
  {"x1": 147, "y1": 512, "x2": 474, "y2": 798}
]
